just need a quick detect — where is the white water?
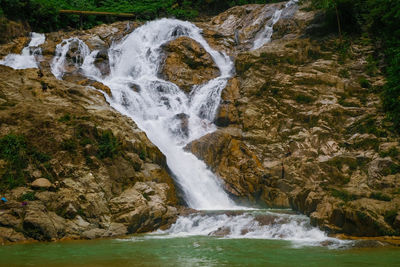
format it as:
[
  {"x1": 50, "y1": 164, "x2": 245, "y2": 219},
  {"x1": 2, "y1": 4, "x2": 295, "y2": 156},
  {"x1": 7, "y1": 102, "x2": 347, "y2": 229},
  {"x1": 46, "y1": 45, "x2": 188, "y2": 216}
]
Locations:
[
  {"x1": 252, "y1": 0, "x2": 298, "y2": 50},
  {"x1": 42, "y1": 15, "x2": 340, "y2": 245},
  {"x1": 51, "y1": 37, "x2": 91, "y2": 79},
  {"x1": 0, "y1": 32, "x2": 45, "y2": 69},
  {"x1": 147, "y1": 210, "x2": 348, "y2": 248},
  {"x1": 52, "y1": 19, "x2": 238, "y2": 210}
]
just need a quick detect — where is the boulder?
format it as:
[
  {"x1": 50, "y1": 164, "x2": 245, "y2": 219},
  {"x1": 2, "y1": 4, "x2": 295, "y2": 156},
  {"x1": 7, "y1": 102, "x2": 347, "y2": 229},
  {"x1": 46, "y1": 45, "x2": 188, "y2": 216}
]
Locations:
[
  {"x1": 160, "y1": 36, "x2": 220, "y2": 93},
  {"x1": 31, "y1": 178, "x2": 52, "y2": 189}
]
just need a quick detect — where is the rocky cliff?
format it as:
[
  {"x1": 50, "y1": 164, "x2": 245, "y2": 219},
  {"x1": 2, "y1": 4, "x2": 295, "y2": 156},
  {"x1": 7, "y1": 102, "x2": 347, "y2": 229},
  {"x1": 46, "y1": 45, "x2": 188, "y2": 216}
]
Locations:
[
  {"x1": 0, "y1": 1, "x2": 399, "y2": 242},
  {"x1": 187, "y1": 3, "x2": 400, "y2": 236},
  {"x1": 0, "y1": 64, "x2": 180, "y2": 243}
]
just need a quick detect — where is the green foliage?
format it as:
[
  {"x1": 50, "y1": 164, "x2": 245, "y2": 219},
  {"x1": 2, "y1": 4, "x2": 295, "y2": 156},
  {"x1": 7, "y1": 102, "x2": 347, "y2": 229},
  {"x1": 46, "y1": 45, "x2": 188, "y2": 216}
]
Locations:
[
  {"x1": 358, "y1": 77, "x2": 371, "y2": 89},
  {"x1": 19, "y1": 191, "x2": 37, "y2": 201},
  {"x1": 308, "y1": 0, "x2": 400, "y2": 133},
  {"x1": 58, "y1": 114, "x2": 71, "y2": 123},
  {"x1": 330, "y1": 188, "x2": 358, "y2": 202},
  {"x1": 0, "y1": 0, "x2": 284, "y2": 32},
  {"x1": 97, "y1": 130, "x2": 119, "y2": 159},
  {"x1": 0, "y1": 134, "x2": 51, "y2": 190},
  {"x1": 370, "y1": 192, "x2": 392, "y2": 202},
  {"x1": 384, "y1": 209, "x2": 398, "y2": 226},
  {"x1": 379, "y1": 147, "x2": 399, "y2": 159},
  {"x1": 61, "y1": 138, "x2": 77, "y2": 153}
]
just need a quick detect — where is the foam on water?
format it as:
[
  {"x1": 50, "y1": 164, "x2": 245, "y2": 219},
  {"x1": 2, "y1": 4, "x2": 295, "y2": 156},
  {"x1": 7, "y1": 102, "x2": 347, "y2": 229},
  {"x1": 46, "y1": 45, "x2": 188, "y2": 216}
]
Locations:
[
  {"x1": 51, "y1": 37, "x2": 91, "y2": 79},
  {"x1": 47, "y1": 14, "x2": 345, "y2": 246},
  {"x1": 57, "y1": 19, "x2": 239, "y2": 210},
  {"x1": 0, "y1": 32, "x2": 45, "y2": 69},
  {"x1": 146, "y1": 211, "x2": 350, "y2": 248}
]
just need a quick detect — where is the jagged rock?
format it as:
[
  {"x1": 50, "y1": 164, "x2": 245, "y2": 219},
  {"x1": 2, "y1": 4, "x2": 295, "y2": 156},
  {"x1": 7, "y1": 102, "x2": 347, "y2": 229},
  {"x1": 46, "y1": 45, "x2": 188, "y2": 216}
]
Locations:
[
  {"x1": 0, "y1": 65, "x2": 179, "y2": 242},
  {"x1": 160, "y1": 36, "x2": 220, "y2": 93},
  {"x1": 0, "y1": 227, "x2": 27, "y2": 243},
  {"x1": 31, "y1": 178, "x2": 52, "y2": 189},
  {"x1": 185, "y1": 131, "x2": 270, "y2": 204},
  {"x1": 215, "y1": 78, "x2": 240, "y2": 126}
]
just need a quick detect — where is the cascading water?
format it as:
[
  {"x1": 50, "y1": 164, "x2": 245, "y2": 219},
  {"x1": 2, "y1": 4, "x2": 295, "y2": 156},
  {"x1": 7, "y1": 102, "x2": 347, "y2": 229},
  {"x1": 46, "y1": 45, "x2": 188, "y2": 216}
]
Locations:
[
  {"x1": 252, "y1": 0, "x2": 298, "y2": 50},
  {"x1": 46, "y1": 5, "x2": 345, "y2": 246},
  {"x1": 0, "y1": 32, "x2": 45, "y2": 69},
  {"x1": 51, "y1": 38, "x2": 91, "y2": 79},
  {"x1": 71, "y1": 18, "x2": 238, "y2": 210}
]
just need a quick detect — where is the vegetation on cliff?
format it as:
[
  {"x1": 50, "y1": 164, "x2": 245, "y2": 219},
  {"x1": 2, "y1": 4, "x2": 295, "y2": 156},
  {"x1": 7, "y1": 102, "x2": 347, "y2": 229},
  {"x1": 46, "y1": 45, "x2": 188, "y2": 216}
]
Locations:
[
  {"x1": 308, "y1": 0, "x2": 400, "y2": 131},
  {"x1": 0, "y1": 0, "x2": 281, "y2": 32}
]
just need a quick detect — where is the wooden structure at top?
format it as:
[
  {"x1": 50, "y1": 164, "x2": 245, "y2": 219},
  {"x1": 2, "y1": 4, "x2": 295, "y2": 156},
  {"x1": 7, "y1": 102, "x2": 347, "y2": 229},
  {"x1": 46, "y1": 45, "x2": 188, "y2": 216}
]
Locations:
[{"x1": 59, "y1": 10, "x2": 135, "y2": 18}]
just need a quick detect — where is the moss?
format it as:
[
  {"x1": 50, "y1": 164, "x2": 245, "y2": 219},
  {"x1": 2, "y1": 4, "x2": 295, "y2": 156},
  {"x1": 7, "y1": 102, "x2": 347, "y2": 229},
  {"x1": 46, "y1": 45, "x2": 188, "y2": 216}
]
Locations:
[
  {"x1": 19, "y1": 191, "x2": 37, "y2": 201},
  {"x1": 0, "y1": 134, "x2": 51, "y2": 190},
  {"x1": 97, "y1": 130, "x2": 120, "y2": 159},
  {"x1": 379, "y1": 147, "x2": 399, "y2": 158},
  {"x1": 58, "y1": 113, "x2": 71, "y2": 123},
  {"x1": 359, "y1": 77, "x2": 371, "y2": 89},
  {"x1": 61, "y1": 138, "x2": 78, "y2": 153},
  {"x1": 139, "y1": 148, "x2": 147, "y2": 160},
  {"x1": 330, "y1": 189, "x2": 358, "y2": 202},
  {"x1": 370, "y1": 192, "x2": 392, "y2": 202},
  {"x1": 338, "y1": 69, "x2": 350, "y2": 78},
  {"x1": 366, "y1": 55, "x2": 379, "y2": 76},
  {"x1": 384, "y1": 210, "x2": 398, "y2": 225},
  {"x1": 346, "y1": 116, "x2": 387, "y2": 138}
]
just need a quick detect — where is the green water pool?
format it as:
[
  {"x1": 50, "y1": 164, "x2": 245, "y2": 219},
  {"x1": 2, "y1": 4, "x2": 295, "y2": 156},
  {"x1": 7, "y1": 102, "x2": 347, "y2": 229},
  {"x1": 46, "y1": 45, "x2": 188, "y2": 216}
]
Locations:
[{"x1": 0, "y1": 236, "x2": 399, "y2": 266}]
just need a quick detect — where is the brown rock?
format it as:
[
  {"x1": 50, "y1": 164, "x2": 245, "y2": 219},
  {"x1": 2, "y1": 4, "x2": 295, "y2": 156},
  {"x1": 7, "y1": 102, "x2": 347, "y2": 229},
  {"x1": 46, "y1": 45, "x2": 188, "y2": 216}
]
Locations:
[
  {"x1": 31, "y1": 178, "x2": 52, "y2": 189},
  {"x1": 160, "y1": 36, "x2": 220, "y2": 93}
]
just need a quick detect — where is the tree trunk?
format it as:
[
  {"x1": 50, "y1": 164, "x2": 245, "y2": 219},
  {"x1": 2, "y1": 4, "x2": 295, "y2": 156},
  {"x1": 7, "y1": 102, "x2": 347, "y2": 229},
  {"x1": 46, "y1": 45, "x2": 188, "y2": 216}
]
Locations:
[{"x1": 334, "y1": 1, "x2": 342, "y2": 41}]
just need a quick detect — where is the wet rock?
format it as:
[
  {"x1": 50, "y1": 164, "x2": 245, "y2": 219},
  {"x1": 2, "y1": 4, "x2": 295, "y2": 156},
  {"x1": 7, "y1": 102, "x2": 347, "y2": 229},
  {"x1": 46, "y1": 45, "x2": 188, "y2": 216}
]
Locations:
[
  {"x1": 93, "y1": 49, "x2": 110, "y2": 77},
  {"x1": 160, "y1": 36, "x2": 220, "y2": 93},
  {"x1": 186, "y1": 131, "x2": 268, "y2": 204},
  {"x1": 173, "y1": 113, "x2": 190, "y2": 137}
]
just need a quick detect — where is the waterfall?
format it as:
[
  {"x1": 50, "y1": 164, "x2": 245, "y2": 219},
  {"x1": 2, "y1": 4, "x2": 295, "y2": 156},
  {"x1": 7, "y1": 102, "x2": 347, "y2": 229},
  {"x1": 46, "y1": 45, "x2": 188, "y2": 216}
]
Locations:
[
  {"x1": 51, "y1": 38, "x2": 91, "y2": 79},
  {"x1": 0, "y1": 8, "x2": 343, "y2": 245},
  {"x1": 64, "y1": 19, "x2": 239, "y2": 210},
  {"x1": 252, "y1": 0, "x2": 299, "y2": 50},
  {"x1": 0, "y1": 32, "x2": 45, "y2": 69}
]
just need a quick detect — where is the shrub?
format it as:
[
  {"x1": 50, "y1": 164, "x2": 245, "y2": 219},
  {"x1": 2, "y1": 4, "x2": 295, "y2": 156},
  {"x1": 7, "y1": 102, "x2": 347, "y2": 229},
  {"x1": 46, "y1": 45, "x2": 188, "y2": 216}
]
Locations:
[
  {"x1": 0, "y1": 134, "x2": 51, "y2": 190},
  {"x1": 330, "y1": 188, "x2": 358, "y2": 202},
  {"x1": 370, "y1": 192, "x2": 391, "y2": 202},
  {"x1": 97, "y1": 130, "x2": 119, "y2": 159},
  {"x1": 19, "y1": 191, "x2": 37, "y2": 201}
]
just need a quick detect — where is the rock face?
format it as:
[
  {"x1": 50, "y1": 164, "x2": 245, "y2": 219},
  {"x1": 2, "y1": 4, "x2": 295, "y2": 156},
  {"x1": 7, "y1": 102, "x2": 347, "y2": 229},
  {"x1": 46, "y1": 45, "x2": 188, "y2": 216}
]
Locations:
[
  {"x1": 0, "y1": 65, "x2": 180, "y2": 243},
  {"x1": 188, "y1": 3, "x2": 400, "y2": 236},
  {"x1": 160, "y1": 36, "x2": 220, "y2": 93},
  {"x1": 1, "y1": 1, "x2": 400, "y2": 241}
]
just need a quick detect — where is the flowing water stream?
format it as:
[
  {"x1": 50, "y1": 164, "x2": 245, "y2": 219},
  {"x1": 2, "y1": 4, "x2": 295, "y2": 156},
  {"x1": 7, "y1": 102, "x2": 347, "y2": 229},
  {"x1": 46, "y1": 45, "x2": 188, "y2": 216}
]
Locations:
[
  {"x1": 0, "y1": 32, "x2": 45, "y2": 69},
  {"x1": 2, "y1": 4, "x2": 395, "y2": 264},
  {"x1": 47, "y1": 18, "x2": 347, "y2": 247}
]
